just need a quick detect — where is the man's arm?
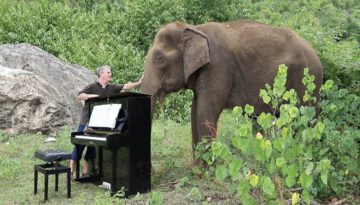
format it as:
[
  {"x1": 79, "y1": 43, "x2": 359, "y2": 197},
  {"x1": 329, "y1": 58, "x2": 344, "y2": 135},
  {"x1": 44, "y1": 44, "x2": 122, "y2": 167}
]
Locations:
[
  {"x1": 78, "y1": 93, "x2": 99, "y2": 101},
  {"x1": 123, "y1": 75, "x2": 143, "y2": 90}
]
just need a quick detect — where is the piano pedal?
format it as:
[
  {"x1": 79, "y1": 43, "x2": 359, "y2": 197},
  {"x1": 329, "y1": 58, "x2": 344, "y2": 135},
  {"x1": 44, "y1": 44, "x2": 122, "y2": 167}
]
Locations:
[{"x1": 98, "y1": 181, "x2": 111, "y2": 190}]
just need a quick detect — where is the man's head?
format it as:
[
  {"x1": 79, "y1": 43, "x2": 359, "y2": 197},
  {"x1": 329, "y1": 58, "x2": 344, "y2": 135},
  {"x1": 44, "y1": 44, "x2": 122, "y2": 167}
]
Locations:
[{"x1": 96, "y1": 65, "x2": 112, "y2": 84}]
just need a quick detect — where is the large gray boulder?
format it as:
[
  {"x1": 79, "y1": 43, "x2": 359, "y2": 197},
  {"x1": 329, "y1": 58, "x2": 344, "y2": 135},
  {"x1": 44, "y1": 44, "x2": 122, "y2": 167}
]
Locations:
[{"x1": 0, "y1": 43, "x2": 96, "y2": 134}]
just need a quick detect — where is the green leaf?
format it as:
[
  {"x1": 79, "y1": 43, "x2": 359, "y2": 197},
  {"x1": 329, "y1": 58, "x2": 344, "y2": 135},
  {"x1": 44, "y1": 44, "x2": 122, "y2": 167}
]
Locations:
[
  {"x1": 300, "y1": 106, "x2": 316, "y2": 120},
  {"x1": 254, "y1": 145, "x2": 266, "y2": 161},
  {"x1": 264, "y1": 141, "x2": 273, "y2": 159},
  {"x1": 317, "y1": 159, "x2": 331, "y2": 171},
  {"x1": 299, "y1": 172, "x2": 313, "y2": 189},
  {"x1": 313, "y1": 121, "x2": 325, "y2": 139},
  {"x1": 283, "y1": 89, "x2": 298, "y2": 104},
  {"x1": 211, "y1": 141, "x2": 223, "y2": 156},
  {"x1": 305, "y1": 162, "x2": 314, "y2": 175},
  {"x1": 268, "y1": 158, "x2": 276, "y2": 174},
  {"x1": 273, "y1": 64, "x2": 288, "y2": 97},
  {"x1": 276, "y1": 113, "x2": 290, "y2": 127},
  {"x1": 229, "y1": 159, "x2": 242, "y2": 180},
  {"x1": 302, "y1": 128, "x2": 315, "y2": 141},
  {"x1": 249, "y1": 174, "x2": 259, "y2": 187},
  {"x1": 232, "y1": 137, "x2": 251, "y2": 154},
  {"x1": 237, "y1": 179, "x2": 251, "y2": 196},
  {"x1": 273, "y1": 137, "x2": 284, "y2": 151},
  {"x1": 276, "y1": 157, "x2": 285, "y2": 168},
  {"x1": 257, "y1": 112, "x2": 273, "y2": 130},
  {"x1": 302, "y1": 189, "x2": 311, "y2": 204},
  {"x1": 232, "y1": 106, "x2": 243, "y2": 115},
  {"x1": 286, "y1": 164, "x2": 299, "y2": 178},
  {"x1": 284, "y1": 147, "x2": 298, "y2": 162},
  {"x1": 320, "y1": 80, "x2": 334, "y2": 92},
  {"x1": 281, "y1": 126, "x2": 292, "y2": 138},
  {"x1": 238, "y1": 124, "x2": 249, "y2": 137},
  {"x1": 317, "y1": 159, "x2": 331, "y2": 185},
  {"x1": 231, "y1": 136, "x2": 242, "y2": 149},
  {"x1": 288, "y1": 106, "x2": 299, "y2": 119},
  {"x1": 319, "y1": 148, "x2": 329, "y2": 156},
  {"x1": 260, "y1": 89, "x2": 271, "y2": 104},
  {"x1": 215, "y1": 165, "x2": 228, "y2": 180},
  {"x1": 244, "y1": 104, "x2": 254, "y2": 115},
  {"x1": 321, "y1": 171, "x2": 329, "y2": 185},
  {"x1": 261, "y1": 177, "x2": 276, "y2": 197},
  {"x1": 285, "y1": 175, "x2": 296, "y2": 187}
]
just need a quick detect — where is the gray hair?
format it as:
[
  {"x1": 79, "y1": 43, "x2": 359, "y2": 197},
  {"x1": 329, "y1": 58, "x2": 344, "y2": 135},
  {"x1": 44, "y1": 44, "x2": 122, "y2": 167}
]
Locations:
[{"x1": 96, "y1": 65, "x2": 111, "y2": 77}]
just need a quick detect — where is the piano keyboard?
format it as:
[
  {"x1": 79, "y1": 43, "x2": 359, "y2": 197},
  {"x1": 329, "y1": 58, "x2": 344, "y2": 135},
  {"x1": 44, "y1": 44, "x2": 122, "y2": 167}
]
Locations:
[{"x1": 75, "y1": 135, "x2": 107, "y2": 141}]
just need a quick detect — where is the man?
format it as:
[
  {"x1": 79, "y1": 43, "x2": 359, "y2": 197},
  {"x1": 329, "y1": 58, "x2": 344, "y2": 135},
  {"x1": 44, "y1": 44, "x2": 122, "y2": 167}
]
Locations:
[{"x1": 70, "y1": 65, "x2": 143, "y2": 177}]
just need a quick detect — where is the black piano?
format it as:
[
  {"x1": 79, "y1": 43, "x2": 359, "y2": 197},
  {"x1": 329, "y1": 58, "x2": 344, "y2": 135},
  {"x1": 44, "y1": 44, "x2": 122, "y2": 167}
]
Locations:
[{"x1": 71, "y1": 92, "x2": 151, "y2": 197}]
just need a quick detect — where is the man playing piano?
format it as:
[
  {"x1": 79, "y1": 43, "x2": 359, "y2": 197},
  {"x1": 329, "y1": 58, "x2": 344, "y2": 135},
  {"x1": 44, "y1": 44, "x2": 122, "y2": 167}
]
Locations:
[{"x1": 70, "y1": 65, "x2": 143, "y2": 177}]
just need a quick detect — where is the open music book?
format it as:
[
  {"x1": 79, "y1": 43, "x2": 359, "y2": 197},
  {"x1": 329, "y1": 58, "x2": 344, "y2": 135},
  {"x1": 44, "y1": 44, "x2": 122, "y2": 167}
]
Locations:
[{"x1": 88, "y1": 104, "x2": 122, "y2": 129}]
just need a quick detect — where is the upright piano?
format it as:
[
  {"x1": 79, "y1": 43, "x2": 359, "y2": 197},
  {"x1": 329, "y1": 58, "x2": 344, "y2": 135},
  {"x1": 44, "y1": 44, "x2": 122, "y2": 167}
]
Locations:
[{"x1": 71, "y1": 92, "x2": 151, "y2": 197}]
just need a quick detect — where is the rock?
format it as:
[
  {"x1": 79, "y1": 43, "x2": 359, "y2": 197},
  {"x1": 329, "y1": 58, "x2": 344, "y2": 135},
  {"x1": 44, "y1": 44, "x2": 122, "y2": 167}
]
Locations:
[{"x1": 0, "y1": 43, "x2": 96, "y2": 134}]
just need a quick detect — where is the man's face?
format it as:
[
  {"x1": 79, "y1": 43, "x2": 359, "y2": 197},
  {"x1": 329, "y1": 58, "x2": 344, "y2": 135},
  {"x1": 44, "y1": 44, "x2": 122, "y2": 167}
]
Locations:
[{"x1": 100, "y1": 68, "x2": 112, "y2": 82}]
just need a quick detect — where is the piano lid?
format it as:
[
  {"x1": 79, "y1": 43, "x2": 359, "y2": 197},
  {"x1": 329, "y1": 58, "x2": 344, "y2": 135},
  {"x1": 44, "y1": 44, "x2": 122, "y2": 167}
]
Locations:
[{"x1": 86, "y1": 92, "x2": 151, "y2": 103}]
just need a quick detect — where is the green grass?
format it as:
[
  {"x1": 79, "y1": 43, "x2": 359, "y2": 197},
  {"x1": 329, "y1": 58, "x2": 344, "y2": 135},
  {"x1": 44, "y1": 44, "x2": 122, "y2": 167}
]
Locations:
[{"x1": 0, "y1": 116, "x2": 239, "y2": 205}]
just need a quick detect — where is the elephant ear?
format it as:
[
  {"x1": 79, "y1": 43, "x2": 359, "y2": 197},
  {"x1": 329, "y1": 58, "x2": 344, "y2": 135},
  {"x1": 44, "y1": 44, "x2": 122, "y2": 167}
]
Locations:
[{"x1": 183, "y1": 27, "x2": 210, "y2": 83}]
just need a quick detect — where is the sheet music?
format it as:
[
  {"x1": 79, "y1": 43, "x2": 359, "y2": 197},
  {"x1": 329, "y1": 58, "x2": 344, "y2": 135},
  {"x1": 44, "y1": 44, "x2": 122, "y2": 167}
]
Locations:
[{"x1": 88, "y1": 104, "x2": 122, "y2": 129}]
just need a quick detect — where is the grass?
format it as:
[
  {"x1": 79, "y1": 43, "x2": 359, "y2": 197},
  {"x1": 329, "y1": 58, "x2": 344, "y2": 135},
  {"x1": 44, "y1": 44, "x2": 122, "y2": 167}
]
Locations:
[{"x1": 0, "y1": 115, "x2": 239, "y2": 205}]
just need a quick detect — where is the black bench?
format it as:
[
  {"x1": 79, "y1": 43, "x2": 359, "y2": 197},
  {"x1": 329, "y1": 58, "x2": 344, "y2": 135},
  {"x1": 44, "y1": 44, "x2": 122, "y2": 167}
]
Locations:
[{"x1": 34, "y1": 149, "x2": 72, "y2": 201}]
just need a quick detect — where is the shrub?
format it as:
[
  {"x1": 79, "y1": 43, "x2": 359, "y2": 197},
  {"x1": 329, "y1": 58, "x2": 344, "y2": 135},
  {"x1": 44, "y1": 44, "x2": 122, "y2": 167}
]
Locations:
[{"x1": 195, "y1": 65, "x2": 360, "y2": 204}]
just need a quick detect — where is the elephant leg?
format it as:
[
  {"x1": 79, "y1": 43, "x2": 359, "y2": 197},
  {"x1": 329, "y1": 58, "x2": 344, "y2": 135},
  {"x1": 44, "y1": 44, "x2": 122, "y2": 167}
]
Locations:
[
  {"x1": 191, "y1": 94, "x2": 200, "y2": 149},
  {"x1": 194, "y1": 94, "x2": 225, "y2": 144}
]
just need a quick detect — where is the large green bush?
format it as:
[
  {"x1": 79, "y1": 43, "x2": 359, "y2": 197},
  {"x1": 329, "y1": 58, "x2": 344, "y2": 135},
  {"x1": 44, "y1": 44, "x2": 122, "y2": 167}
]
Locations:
[
  {"x1": 0, "y1": 0, "x2": 144, "y2": 83},
  {"x1": 195, "y1": 65, "x2": 359, "y2": 204}
]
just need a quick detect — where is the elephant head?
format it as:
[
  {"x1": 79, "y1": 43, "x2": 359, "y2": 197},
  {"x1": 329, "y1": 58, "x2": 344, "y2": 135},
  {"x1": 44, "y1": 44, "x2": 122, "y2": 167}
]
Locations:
[{"x1": 140, "y1": 22, "x2": 210, "y2": 114}]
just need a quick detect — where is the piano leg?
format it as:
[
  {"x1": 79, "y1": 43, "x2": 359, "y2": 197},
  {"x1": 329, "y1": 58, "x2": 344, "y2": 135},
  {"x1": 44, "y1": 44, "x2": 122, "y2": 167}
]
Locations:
[
  {"x1": 76, "y1": 145, "x2": 81, "y2": 178},
  {"x1": 99, "y1": 148, "x2": 103, "y2": 177},
  {"x1": 111, "y1": 149, "x2": 117, "y2": 196}
]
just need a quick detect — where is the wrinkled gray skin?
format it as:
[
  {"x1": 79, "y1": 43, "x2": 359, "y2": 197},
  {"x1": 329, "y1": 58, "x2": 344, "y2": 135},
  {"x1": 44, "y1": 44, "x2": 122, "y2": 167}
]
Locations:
[{"x1": 141, "y1": 20, "x2": 323, "y2": 149}]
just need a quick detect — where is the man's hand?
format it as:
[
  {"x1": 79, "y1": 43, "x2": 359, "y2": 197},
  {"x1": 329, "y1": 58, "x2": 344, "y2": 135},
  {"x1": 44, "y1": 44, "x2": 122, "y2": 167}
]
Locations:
[
  {"x1": 123, "y1": 74, "x2": 144, "y2": 90},
  {"x1": 139, "y1": 74, "x2": 144, "y2": 83}
]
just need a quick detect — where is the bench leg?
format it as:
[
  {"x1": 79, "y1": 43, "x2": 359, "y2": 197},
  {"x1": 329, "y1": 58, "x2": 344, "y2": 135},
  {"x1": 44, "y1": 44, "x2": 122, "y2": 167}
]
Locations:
[
  {"x1": 55, "y1": 173, "x2": 59, "y2": 191},
  {"x1": 67, "y1": 169, "x2": 71, "y2": 198},
  {"x1": 44, "y1": 174, "x2": 49, "y2": 201},
  {"x1": 34, "y1": 166, "x2": 38, "y2": 195}
]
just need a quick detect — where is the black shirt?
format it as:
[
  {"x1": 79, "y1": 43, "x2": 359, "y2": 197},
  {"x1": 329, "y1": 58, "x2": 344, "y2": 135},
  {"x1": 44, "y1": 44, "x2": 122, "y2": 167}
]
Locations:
[{"x1": 78, "y1": 82, "x2": 124, "y2": 125}]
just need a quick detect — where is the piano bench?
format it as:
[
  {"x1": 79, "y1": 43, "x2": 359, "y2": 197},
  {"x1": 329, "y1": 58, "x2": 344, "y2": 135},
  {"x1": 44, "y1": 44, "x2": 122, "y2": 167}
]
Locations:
[{"x1": 34, "y1": 149, "x2": 71, "y2": 201}]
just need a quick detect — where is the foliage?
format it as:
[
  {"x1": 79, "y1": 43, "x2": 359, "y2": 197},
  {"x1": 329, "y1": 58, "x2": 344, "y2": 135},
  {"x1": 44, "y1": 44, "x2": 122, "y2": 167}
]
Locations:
[
  {"x1": 118, "y1": 0, "x2": 186, "y2": 53},
  {"x1": 182, "y1": 0, "x2": 239, "y2": 24},
  {"x1": 155, "y1": 90, "x2": 193, "y2": 123},
  {"x1": 0, "y1": 0, "x2": 359, "y2": 122},
  {"x1": 0, "y1": 0, "x2": 144, "y2": 83},
  {"x1": 195, "y1": 65, "x2": 360, "y2": 204}
]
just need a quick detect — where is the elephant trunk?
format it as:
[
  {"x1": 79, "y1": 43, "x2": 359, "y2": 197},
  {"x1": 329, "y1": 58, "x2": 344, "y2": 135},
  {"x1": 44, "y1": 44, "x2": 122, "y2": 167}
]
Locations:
[{"x1": 140, "y1": 77, "x2": 161, "y2": 120}]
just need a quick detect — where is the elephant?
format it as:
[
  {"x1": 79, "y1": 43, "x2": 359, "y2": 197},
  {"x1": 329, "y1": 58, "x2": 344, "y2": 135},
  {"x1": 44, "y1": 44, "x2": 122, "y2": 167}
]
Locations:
[{"x1": 140, "y1": 20, "x2": 323, "y2": 149}]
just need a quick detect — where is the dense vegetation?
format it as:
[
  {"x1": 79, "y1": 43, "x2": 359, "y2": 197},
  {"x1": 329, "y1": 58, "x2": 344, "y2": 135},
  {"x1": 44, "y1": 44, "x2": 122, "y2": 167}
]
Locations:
[
  {"x1": 195, "y1": 66, "x2": 359, "y2": 204},
  {"x1": 0, "y1": 0, "x2": 359, "y2": 204},
  {"x1": 0, "y1": 0, "x2": 359, "y2": 121}
]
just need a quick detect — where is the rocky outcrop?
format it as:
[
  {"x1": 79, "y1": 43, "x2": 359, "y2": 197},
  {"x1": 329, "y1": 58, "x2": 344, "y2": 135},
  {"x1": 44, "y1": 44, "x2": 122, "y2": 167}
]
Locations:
[{"x1": 0, "y1": 43, "x2": 96, "y2": 134}]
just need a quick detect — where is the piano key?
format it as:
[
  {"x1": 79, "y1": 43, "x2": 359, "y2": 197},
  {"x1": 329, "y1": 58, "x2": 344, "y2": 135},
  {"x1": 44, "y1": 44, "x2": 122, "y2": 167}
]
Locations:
[{"x1": 74, "y1": 135, "x2": 107, "y2": 141}]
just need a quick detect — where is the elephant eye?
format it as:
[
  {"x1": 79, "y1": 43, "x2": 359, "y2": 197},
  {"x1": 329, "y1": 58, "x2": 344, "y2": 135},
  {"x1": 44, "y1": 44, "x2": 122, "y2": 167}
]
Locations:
[
  {"x1": 155, "y1": 55, "x2": 163, "y2": 62},
  {"x1": 153, "y1": 50, "x2": 166, "y2": 65},
  {"x1": 155, "y1": 54, "x2": 165, "y2": 63}
]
